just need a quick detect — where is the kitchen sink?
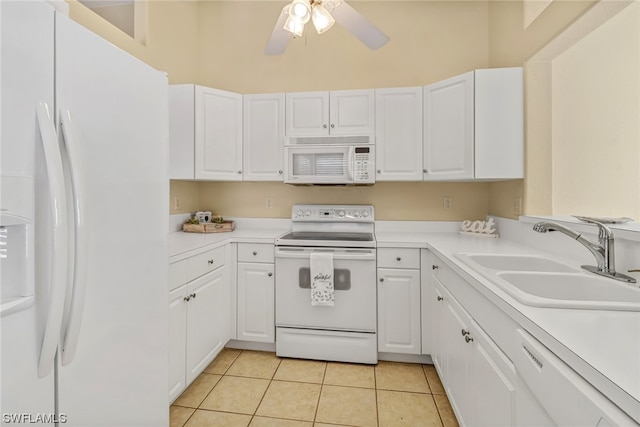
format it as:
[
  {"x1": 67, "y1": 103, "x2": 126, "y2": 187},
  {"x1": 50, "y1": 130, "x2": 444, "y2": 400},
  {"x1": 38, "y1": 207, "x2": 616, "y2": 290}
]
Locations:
[
  {"x1": 495, "y1": 271, "x2": 640, "y2": 311},
  {"x1": 455, "y1": 253, "x2": 579, "y2": 273}
]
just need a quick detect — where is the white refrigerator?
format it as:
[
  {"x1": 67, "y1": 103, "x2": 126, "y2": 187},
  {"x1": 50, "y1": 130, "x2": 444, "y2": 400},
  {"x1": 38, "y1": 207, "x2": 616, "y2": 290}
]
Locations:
[{"x1": 1, "y1": 1, "x2": 169, "y2": 426}]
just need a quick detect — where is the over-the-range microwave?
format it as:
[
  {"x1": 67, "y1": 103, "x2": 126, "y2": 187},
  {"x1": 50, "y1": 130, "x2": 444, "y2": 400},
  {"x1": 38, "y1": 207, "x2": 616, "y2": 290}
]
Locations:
[{"x1": 284, "y1": 135, "x2": 375, "y2": 185}]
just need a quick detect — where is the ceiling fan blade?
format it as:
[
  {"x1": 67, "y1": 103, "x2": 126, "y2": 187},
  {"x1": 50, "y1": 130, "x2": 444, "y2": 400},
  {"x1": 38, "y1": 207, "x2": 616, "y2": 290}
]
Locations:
[
  {"x1": 331, "y1": 1, "x2": 389, "y2": 50},
  {"x1": 265, "y1": 6, "x2": 291, "y2": 55}
]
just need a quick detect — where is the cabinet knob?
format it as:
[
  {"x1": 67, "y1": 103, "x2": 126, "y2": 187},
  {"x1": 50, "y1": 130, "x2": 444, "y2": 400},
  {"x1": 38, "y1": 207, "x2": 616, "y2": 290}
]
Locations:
[
  {"x1": 183, "y1": 296, "x2": 191, "y2": 302},
  {"x1": 238, "y1": 170, "x2": 242, "y2": 174},
  {"x1": 423, "y1": 169, "x2": 428, "y2": 173},
  {"x1": 377, "y1": 169, "x2": 381, "y2": 173},
  {"x1": 268, "y1": 272, "x2": 273, "y2": 277},
  {"x1": 437, "y1": 296, "x2": 444, "y2": 301},
  {"x1": 323, "y1": 124, "x2": 328, "y2": 129},
  {"x1": 432, "y1": 265, "x2": 438, "y2": 270},
  {"x1": 396, "y1": 257, "x2": 401, "y2": 261},
  {"x1": 330, "y1": 124, "x2": 335, "y2": 128},
  {"x1": 379, "y1": 278, "x2": 384, "y2": 282},
  {"x1": 253, "y1": 251, "x2": 258, "y2": 256},
  {"x1": 191, "y1": 293, "x2": 197, "y2": 299},
  {"x1": 465, "y1": 335, "x2": 474, "y2": 343},
  {"x1": 208, "y1": 259, "x2": 214, "y2": 265},
  {"x1": 461, "y1": 329, "x2": 470, "y2": 336},
  {"x1": 278, "y1": 170, "x2": 283, "y2": 174}
]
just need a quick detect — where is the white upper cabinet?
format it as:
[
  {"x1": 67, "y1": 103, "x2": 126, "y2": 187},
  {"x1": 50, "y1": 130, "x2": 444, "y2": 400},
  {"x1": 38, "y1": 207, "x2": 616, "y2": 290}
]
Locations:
[
  {"x1": 375, "y1": 87, "x2": 423, "y2": 181},
  {"x1": 169, "y1": 84, "x2": 243, "y2": 181},
  {"x1": 286, "y1": 89, "x2": 374, "y2": 136},
  {"x1": 243, "y1": 93, "x2": 285, "y2": 181},
  {"x1": 423, "y1": 67, "x2": 523, "y2": 181}
]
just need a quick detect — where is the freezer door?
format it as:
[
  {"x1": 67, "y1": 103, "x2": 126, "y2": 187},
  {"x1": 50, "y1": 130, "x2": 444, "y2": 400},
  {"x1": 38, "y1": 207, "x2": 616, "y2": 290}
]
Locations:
[
  {"x1": 1, "y1": 1, "x2": 56, "y2": 424},
  {"x1": 54, "y1": 13, "x2": 169, "y2": 427}
]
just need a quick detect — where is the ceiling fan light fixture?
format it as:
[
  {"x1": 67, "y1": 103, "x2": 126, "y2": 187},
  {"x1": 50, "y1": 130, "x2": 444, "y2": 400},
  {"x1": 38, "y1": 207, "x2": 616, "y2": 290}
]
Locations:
[
  {"x1": 311, "y1": 4, "x2": 335, "y2": 34},
  {"x1": 289, "y1": 0, "x2": 311, "y2": 24},
  {"x1": 283, "y1": 14, "x2": 305, "y2": 37}
]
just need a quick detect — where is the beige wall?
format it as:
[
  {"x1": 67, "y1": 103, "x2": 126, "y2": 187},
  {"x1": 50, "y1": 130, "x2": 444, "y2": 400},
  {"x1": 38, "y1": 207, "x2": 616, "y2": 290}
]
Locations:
[
  {"x1": 69, "y1": 0, "x2": 615, "y2": 221},
  {"x1": 550, "y1": 1, "x2": 639, "y2": 219}
]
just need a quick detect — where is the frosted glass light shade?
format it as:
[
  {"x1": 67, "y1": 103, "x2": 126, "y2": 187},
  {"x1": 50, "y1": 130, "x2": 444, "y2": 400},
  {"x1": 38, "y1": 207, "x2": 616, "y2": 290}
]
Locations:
[
  {"x1": 311, "y1": 4, "x2": 335, "y2": 34},
  {"x1": 289, "y1": 0, "x2": 311, "y2": 24},
  {"x1": 284, "y1": 15, "x2": 304, "y2": 37}
]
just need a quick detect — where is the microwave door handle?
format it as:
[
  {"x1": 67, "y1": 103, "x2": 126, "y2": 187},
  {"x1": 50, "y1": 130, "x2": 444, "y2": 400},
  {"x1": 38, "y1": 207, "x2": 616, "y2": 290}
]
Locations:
[{"x1": 347, "y1": 148, "x2": 354, "y2": 181}]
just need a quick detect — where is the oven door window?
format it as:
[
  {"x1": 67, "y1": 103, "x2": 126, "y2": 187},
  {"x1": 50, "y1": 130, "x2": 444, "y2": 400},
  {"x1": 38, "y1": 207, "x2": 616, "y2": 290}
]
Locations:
[{"x1": 298, "y1": 268, "x2": 351, "y2": 290}]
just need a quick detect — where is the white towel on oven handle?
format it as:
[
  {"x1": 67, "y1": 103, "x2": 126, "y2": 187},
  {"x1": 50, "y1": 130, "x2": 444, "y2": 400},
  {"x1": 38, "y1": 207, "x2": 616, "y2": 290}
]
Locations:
[{"x1": 310, "y1": 252, "x2": 335, "y2": 306}]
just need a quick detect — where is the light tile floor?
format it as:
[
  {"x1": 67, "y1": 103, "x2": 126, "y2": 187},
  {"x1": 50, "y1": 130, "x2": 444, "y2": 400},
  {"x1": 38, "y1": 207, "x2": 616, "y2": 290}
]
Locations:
[{"x1": 171, "y1": 349, "x2": 459, "y2": 427}]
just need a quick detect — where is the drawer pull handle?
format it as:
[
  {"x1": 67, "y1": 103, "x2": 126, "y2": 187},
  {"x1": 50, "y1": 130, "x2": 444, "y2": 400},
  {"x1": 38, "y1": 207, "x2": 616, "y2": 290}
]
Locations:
[
  {"x1": 432, "y1": 265, "x2": 438, "y2": 270},
  {"x1": 437, "y1": 296, "x2": 443, "y2": 301},
  {"x1": 253, "y1": 251, "x2": 258, "y2": 256},
  {"x1": 183, "y1": 296, "x2": 191, "y2": 302},
  {"x1": 190, "y1": 293, "x2": 196, "y2": 299},
  {"x1": 268, "y1": 272, "x2": 273, "y2": 277},
  {"x1": 465, "y1": 335, "x2": 474, "y2": 343},
  {"x1": 461, "y1": 329, "x2": 470, "y2": 336},
  {"x1": 396, "y1": 257, "x2": 401, "y2": 261},
  {"x1": 208, "y1": 259, "x2": 214, "y2": 265}
]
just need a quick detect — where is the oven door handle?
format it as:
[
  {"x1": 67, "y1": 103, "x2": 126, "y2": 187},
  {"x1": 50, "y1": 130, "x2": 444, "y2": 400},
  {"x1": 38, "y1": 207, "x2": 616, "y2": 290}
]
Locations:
[{"x1": 275, "y1": 247, "x2": 376, "y2": 261}]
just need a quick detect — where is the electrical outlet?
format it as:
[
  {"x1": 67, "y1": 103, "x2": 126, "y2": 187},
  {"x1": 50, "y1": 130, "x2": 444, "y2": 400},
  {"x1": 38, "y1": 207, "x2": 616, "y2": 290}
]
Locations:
[
  {"x1": 513, "y1": 198, "x2": 522, "y2": 215},
  {"x1": 265, "y1": 198, "x2": 273, "y2": 209},
  {"x1": 173, "y1": 196, "x2": 180, "y2": 210},
  {"x1": 443, "y1": 197, "x2": 453, "y2": 211}
]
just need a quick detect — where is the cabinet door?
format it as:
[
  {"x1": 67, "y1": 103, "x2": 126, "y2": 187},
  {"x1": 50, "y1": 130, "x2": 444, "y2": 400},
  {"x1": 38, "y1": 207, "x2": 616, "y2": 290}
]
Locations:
[
  {"x1": 420, "y1": 249, "x2": 433, "y2": 355},
  {"x1": 237, "y1": 262, "x2": 275, "y2": 343},
  {"x1": 423, "y1": 71, "x2": 474, "y2": 181},
  {"x1": 195, "y1": 86, "x2": 243, "y2": 180},
  {"x1": 377, "y1": 268, "x2": 421, "y2": 354},
  {"x1": 168, "y1": 286, "x2": 187, "y2": 403},
  {"x1": 329, "y1": 89, "x2": 375, "y2": 135},
  {"x1": 169, "y1": 85, "x2": 196, "y2": 179},
  {"x1": 185, "y1": 266, "x2": 228, "y2": 384},
  {"x1": 243, "y1": 93, "x2": 285, "y2": 181},
  {"x1": 472, "y1": 331, "x2": 515, "y2": 427},
  {"x1": 285, "y1": 91, "x2": 330, "y2": 136},
  {"x1": 375, "y1": 87, "x2": 423, "y2": 181},
  {"x1": 474, "y1": 68, "x2": 524, "y2": 179}
]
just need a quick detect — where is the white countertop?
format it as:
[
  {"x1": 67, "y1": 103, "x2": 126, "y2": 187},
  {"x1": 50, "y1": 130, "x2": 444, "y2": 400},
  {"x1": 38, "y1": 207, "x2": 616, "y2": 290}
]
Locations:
[
  {"x1": 377, "y1": 231, "x2": 640, "y2": 422},
  {"x1": 169, "y1": 227, "x2": 289, "y2": 260},
  {"x1": 170, "y1": 219, "x2": 639, "y2": 421}
]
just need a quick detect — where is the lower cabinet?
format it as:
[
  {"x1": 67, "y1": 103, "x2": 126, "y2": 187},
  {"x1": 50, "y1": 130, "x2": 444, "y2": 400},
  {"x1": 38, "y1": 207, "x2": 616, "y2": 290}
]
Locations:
[
  {"x1": 432, "y1": 272, "x2": 515, "y2": 426},
  {"x1": 168, "y1": 245, "x2": 231, "y2": 403},
  {"x1": 236, "y1": 243, "x2": 275, "y2": 343},
  {"x1": 377, "y1": 268, "x2": 421, "y2": 354},
  {"x1": 237, "y1": 262, "x2": 275, "y2": 343},
  {"x1": 377, "y1": 248, "x2": 421, "y2": 355}
]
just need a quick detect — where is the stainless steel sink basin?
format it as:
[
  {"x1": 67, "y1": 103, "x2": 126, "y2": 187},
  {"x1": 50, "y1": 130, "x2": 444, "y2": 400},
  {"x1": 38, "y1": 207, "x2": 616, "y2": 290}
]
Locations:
[
  {"x1": 456, "y1": 253, "x2": 579, "y2": 273},
  {"x1": 495, "y1": 272, "x2": 640, "y2": 311}
]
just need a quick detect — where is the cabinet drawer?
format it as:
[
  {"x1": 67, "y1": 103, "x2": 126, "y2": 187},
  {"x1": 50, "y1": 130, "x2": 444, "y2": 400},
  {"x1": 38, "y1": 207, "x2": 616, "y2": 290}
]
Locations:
[
  {"x1": 237, "y1": 243, "x2": 274, "y2": 263},
  {"x1": 169, "y1": 259, "x2": 188, "y2": 291},
  {"x1": 186, "y1": 246, "x2": 226, "y2": 281},
  {"x1": 377, "y1": 248, "x2": 420, "y2": 269}
]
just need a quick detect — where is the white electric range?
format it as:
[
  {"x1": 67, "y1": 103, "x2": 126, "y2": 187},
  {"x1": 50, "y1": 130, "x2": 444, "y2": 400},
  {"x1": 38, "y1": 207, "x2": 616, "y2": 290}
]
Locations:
[{"x1": 274, "y1": 205, "x2": 378, "y2": 364}]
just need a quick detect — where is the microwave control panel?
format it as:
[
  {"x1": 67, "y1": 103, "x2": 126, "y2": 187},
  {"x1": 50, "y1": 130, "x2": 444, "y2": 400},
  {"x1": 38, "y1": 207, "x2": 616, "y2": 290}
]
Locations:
[{"x1": 353, "y1": 146, "x2": 374, "y2": 183}]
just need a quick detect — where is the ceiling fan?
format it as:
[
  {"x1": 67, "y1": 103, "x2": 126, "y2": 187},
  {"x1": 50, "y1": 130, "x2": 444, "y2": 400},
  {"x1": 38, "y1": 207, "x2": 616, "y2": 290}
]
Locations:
[{"x1": 265, "y1": 0, "x2": 389, "y2": 55}]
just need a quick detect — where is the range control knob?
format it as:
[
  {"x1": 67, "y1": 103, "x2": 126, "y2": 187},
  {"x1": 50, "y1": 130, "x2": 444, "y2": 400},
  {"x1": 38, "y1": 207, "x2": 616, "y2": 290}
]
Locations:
[
  {"x1": 354, "y1": 211, "x2": 361, "y2": 217},
  {"x1": 362, "y1": 210, "x2": 370, "y2": 217},
  {"x1": 338, "y1": 210, "x2": 346, "y2": 217},
  {"x1": 304, "y1": 210, "x2": 312, "y2": 217},
  {"x1": 296, "y1": 209, "x2": 303, "y2": 217}
]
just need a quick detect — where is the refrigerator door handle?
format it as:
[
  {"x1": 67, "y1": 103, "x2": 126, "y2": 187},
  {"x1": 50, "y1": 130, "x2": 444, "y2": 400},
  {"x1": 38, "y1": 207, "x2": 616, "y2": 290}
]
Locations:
[
  {"x1": 35, "y1": 102, "x2": 70, "y2": 378},
  {"x1": 59, "y1": 110, "x2": 88, "y2": 366}
]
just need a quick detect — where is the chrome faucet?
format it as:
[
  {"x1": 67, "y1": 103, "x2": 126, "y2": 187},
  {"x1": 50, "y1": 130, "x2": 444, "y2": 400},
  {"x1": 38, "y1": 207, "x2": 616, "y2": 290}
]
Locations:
[{"x1": 533, "y1": 219, "x2": 636, "y2": 283}]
